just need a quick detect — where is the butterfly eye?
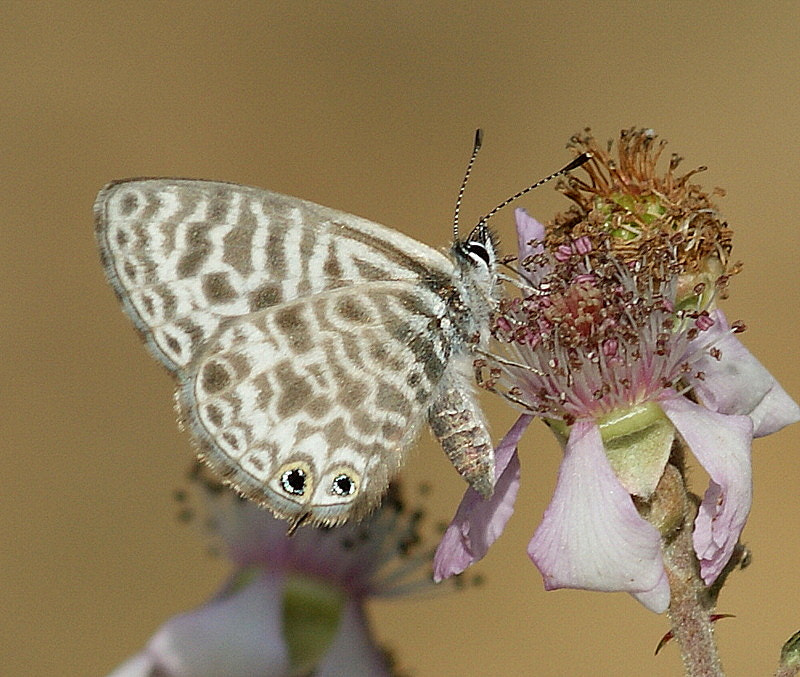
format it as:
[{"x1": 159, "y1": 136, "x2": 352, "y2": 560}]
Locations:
[
  {"x1": 331, "y1": 473, "x2": 357, "y2": 497},
  {"x1": 280, "y1": 467, "x2": 308, "y2": 496},
  {"x1": 464, "y1": 241, "x2": 492, "y2": 267}
]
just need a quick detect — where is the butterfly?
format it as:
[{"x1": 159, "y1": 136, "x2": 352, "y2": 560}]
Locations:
[
  {"x1": 95, "y1": 186, "x2": 500, "y2": 530},
  {"x1": 95, "y1": 138, "x2": 588, "y2": 530}
]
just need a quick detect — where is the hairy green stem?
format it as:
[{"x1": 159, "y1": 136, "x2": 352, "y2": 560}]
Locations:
[{"x1": 646, "y1": 461, "x2": 725, "y2": 677}]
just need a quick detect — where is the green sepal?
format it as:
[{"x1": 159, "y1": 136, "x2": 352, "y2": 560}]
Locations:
[
  {"x1": 282, "y1": 574, "x2": 345, "y2": 674},
  {"x1": 780, "y1": 629, "x2": 800, "y2": 669},
  {"x1": 546, "y1": 402, "x2": 675, "y2": 499}
]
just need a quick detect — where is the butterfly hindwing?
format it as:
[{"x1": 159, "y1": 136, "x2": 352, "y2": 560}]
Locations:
[{"x1": 180, "y1": 280, "x2": 456, "y2": 525}]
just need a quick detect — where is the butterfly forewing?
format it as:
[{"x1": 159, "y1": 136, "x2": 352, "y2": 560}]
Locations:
[
  {"x1": 96, "y1": 178, "x2": 497, "y2": 526},
  {"x1": 95, "y1": 179, "x2": 454, "y2": 374}
]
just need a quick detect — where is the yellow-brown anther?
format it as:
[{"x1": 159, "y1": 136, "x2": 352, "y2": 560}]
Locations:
[{"x1": 547, "y1": 128, "x2": 739, "y2": 304}]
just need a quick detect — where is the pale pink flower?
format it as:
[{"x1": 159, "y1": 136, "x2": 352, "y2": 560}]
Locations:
[
  {"x1": 109, "y1": 480, "x2": 434, "y2": 676},
  {"x1": 435, "y1": 206, "x2": 799, "y2": 613}
]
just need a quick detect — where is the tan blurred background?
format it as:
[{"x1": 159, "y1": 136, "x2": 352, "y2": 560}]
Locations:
[{"x1": 3, "y1": 2, "x2": 799, "y2": 675}]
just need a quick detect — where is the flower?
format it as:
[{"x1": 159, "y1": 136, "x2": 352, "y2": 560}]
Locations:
[
  {"x1": 435, "y1": 129, "x2": 800, "y2": 613},
  {"x1": 109, "y1": 471, "x2": 439, "y2": 677}
]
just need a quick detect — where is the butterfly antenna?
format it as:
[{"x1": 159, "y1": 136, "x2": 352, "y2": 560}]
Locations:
[
  {"x1": 453, "y1": 128, "x2": 484, "y2": 242},
  {"x1": 473, "y1": 152, "x2": 593, "y2": 232}
]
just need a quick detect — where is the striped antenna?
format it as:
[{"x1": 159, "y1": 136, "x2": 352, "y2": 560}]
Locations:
[
  {"x1": 453, "y1": 128, "x2": 484, "y2": 241},
  {"x1": 473, "y1": 151, "x2": 593, "y2": 232}
]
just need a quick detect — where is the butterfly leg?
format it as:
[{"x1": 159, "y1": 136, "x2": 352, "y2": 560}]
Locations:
[{"x1": 427, "y1": 379, "x2": 495, "y2": 498}]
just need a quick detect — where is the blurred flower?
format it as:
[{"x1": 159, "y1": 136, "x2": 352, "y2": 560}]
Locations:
[
  {"x1": 435, "y1": 129, "x2": 800, "y2": 613},
  {"x1": 109, "y1": 473, "x2": 438, "y2": 677}
]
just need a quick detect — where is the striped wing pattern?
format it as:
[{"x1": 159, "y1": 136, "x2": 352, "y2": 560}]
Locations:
[{"x1": 95, "y1": 179, "x2": 454, "y2": 374}]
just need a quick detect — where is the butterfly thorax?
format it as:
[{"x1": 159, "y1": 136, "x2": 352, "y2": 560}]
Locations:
[
  {"x1": 446, "y1": 227, "x2": 500, "y2": 349},
  {"x1": 419, "y1": 230, "x2": 499, "y2": 499}
]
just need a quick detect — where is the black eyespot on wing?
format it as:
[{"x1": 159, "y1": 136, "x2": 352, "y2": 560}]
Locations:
[
  {"x1": 281, "y1": 468, "x2": 307, "y2": 495},
  {"x1": 331, "y1": 473, "x2": 356, "y2": 497}
]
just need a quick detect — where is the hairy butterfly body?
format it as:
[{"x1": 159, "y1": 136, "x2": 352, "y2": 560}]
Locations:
[{"x1": 95, "y1": 178, "x2": 498, "y2": 527}]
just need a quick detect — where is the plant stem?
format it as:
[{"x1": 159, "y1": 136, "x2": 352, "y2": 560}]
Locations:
[{"x1": 649, "y1": 462, "x2": 725, "y2": 677}]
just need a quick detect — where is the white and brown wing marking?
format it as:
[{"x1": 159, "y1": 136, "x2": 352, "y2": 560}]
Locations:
[
  {"x1": 183, "y1": 281, "x2": 455, "y2": 524},
  {"x1": 95, "y1": 179, "x2": 494, "y2": 526}
]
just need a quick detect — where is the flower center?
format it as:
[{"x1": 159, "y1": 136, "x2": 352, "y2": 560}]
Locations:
[{"x1": 487, "y1": 234, "x2": 713, "y2": 424}]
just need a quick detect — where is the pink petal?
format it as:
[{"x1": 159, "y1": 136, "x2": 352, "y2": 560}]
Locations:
[
  {"x1": 690, "y1": 309, "x2": 800, "y2": 437},
  {"x1": 107, "y1": 571, "x2": 290, "y2": 677},
  {"x1": 631, "y1": 569, "x2": 671, "y2": 613},
  {"x1": 208, "y1": 495, "x2": 291, "y2": 567},
  {"x1": 106, "y1": 653, "x2": 155, "y2": 677},
  {"x1": 433, "y1": 415, "x2": 532, "y2": 581},
  {"x1": 514, "y1": 208, "x2": 546, "y2": 260},
  {"x1": 315, "y1": 599, "x2": 392, "y2": 677},
  {"x1": 527, "y1": 420, "x2": 667, "y2": 609},
  {"x1": 660, "y1": 396, "x2": 753, "y2": 585}
]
